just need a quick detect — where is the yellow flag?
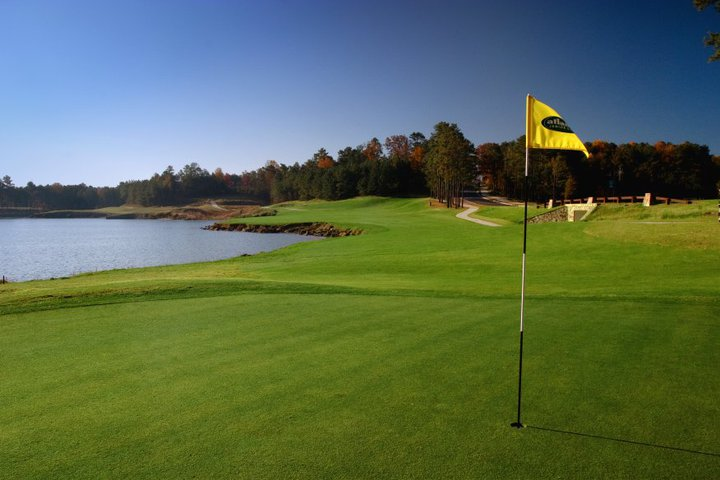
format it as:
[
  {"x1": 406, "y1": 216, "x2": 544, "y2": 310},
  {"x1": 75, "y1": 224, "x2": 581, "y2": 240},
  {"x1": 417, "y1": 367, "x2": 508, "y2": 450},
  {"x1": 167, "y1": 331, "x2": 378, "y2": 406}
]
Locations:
[{"x1": 526, "y1": 95, "x2": 589, "y2": 157}]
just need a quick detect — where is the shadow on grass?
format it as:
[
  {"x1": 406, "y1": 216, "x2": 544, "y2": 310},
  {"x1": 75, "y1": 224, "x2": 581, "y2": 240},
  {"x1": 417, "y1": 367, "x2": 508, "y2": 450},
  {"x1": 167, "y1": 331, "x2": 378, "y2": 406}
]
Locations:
[{"x1": 527, "y1": 425, "x2": 720, "y2": 458}]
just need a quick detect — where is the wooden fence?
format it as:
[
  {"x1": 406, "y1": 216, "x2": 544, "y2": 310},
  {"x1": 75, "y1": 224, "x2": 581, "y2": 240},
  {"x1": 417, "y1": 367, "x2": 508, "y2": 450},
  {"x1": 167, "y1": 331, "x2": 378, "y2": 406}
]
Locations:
[{"x1": 548, "y1": 194, "x2": 692, "y2": 207}]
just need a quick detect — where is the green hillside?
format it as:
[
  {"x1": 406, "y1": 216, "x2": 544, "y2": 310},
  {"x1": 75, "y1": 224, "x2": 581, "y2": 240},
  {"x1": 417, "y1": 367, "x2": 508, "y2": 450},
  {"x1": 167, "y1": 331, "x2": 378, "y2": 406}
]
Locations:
[{"x1": 1, "y1": 197, "x2": 718, "y2": 479}]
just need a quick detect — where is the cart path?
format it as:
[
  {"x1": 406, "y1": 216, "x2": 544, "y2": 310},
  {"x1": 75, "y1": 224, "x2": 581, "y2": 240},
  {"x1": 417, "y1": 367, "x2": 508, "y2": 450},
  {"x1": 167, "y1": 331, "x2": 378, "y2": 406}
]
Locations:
[{"x1": 455, "y1": 201, "x2": 502, "y2": 227}]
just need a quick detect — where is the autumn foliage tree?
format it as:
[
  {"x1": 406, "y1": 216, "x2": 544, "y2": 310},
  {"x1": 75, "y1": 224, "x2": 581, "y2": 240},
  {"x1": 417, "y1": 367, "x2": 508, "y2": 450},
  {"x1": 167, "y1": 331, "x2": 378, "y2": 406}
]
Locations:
[
  {"x1": 409, "y1": 132, "x2": 426, "y2": 164},
  {"x1": 362, "y1": 138, "x2": 383, "y2": 162},
  {"x1": 383, "y1": 133, "x2": 427, "y2": 195}
]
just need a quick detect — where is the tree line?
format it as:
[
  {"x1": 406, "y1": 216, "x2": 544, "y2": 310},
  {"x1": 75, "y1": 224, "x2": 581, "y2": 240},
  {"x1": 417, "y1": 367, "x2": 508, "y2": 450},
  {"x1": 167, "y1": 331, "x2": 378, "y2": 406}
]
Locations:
[
  {"x1": 114, "y1": 131, "x2": 432, "y2": 207},
  {"x1": 1, "y1": 122, "x2": 718, "y2": 211},
  {"x1": 0, "y1": 176, "x2": 121, "y2": 210},
  {"x1": 478, "y1": 137, "x2": 719, "y2": 202}
]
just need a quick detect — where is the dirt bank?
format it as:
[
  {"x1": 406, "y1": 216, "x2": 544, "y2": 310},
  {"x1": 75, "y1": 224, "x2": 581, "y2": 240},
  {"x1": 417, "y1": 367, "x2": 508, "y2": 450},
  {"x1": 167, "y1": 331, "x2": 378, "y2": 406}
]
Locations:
[{"x1": 204, "y1": 222, "x2": 362, "y2": 237}]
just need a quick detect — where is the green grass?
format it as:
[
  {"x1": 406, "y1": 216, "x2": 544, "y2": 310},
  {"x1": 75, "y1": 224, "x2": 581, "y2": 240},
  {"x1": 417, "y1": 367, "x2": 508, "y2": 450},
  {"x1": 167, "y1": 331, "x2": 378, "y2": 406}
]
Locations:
[
  {"x1": 589, "y1": 200, "x2": 717, "y2": 222},
  {"x1": 1, "y1": 197, "x2": 719, "y2": 478},
  {"x1": 584, "y1": 201, "x2": 720, "y2": 250}
]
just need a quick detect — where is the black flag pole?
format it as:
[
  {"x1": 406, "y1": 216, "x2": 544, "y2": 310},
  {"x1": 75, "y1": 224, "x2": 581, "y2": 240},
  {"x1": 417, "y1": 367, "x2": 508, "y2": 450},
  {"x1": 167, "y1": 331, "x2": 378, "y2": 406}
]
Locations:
[{"x1": 511, "y1": 95, "x2": 531, "y2": 429}]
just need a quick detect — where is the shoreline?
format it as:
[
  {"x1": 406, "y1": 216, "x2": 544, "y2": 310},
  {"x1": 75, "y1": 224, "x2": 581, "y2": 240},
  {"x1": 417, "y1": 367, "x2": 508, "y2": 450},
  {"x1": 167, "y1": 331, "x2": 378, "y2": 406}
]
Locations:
[
  {"x1": 204, "y1": 222, "x2": 362, "y2": 237},
  {"x1": 0, "y1": 205, "x2": 275, "y2": 221}
]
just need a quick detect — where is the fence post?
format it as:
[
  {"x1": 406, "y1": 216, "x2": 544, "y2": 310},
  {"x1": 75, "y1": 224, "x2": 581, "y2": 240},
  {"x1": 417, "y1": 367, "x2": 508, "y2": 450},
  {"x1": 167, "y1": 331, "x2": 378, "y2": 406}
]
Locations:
[{"x1": 643, "y1": 193, "x2": 652, "y2": 207}]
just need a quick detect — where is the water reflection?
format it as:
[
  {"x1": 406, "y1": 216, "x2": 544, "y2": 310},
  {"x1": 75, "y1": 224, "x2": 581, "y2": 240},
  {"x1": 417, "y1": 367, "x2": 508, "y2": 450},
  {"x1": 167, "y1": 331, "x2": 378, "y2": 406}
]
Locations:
[{"x1": 0, "y1": 218, "x2": 320, "y2": 282}]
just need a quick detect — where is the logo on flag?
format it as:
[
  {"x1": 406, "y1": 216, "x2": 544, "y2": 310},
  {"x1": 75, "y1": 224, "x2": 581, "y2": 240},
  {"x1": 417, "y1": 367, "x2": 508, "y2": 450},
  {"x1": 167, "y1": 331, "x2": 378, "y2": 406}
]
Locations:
[{"x1": 541, "y1": 116, "x2": 574, "y2": 134}]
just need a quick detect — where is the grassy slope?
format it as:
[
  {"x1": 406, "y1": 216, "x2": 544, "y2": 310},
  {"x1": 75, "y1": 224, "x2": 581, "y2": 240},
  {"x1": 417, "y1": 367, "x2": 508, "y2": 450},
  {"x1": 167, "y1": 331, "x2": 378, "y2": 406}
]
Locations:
[
  {"x1": 1, "y1": 197, "x2": 719, "y2": 478},
  {"x1": 585, "y1": 201, "x2": 720, "y2": 250}
]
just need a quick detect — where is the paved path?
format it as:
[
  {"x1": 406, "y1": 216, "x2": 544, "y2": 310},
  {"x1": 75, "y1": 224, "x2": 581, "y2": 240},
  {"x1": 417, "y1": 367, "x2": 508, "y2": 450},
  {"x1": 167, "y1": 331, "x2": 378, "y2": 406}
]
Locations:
[
  {"x1": 455, "y1": 200, "x2": 502, "y2": 227},
  {"x1": 466, "y1": 188, "x2": 523, "y2": 206}
]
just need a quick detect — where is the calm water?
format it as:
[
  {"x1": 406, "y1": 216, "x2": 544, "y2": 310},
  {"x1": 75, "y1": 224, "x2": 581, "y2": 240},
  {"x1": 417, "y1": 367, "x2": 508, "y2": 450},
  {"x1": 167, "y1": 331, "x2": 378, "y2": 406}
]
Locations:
[{"x1": 0, "y1": 218, "x2": 320, "y2": 282}]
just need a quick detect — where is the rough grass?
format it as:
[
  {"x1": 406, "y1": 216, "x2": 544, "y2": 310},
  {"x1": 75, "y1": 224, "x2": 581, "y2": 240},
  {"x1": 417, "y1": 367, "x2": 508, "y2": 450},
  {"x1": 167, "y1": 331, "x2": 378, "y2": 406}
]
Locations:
[
  {"x1": 584, "y1": 200, "x2": 720, "y2": 250},
  {"x1": 1, "y1": 196, "x2": 719, "y2": 479},
  {"x1": 589, "y1": 200, "x2": 717, "y2": 222}
]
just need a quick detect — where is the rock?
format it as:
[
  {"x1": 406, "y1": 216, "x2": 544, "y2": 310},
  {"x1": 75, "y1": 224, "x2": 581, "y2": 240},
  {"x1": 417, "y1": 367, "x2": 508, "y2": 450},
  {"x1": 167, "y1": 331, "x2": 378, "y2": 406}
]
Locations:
[{"x1": 527, "y1": 207, "x2": 568, "y2": 223}]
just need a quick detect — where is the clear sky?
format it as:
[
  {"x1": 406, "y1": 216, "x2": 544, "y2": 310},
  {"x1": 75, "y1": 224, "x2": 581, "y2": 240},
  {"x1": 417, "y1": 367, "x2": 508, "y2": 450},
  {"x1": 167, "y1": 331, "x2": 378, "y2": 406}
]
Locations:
[{"x1": 1, "y1": 0, "x2": 718, "y2": 187}]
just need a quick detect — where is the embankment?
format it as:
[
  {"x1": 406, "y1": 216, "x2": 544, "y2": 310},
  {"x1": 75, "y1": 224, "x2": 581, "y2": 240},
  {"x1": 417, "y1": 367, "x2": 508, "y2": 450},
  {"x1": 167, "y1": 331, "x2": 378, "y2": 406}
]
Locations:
[{"x1": 204, "y1": 222, "x2": 362, "y2": 237}]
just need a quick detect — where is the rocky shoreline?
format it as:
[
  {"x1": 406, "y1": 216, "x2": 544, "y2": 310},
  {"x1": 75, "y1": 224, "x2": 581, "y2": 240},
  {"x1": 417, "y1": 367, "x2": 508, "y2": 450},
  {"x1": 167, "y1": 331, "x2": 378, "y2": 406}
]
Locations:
[{"x1": 204, "y1": 222, "x2": 362, "y2": 237}]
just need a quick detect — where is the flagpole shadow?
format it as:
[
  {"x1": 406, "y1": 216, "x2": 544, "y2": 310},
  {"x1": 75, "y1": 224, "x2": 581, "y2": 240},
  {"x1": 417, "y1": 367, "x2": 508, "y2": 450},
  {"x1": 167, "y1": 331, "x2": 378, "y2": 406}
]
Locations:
[{"x1": 526, "y1": 425, "x2": 720, "y2": 458}]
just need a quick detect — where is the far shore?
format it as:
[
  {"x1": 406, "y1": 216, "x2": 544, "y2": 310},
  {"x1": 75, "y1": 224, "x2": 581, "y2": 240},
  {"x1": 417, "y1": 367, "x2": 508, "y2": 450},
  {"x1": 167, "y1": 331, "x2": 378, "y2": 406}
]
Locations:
[{"x1": 0, "y1": 203, "x2": 275, "y2": 221}]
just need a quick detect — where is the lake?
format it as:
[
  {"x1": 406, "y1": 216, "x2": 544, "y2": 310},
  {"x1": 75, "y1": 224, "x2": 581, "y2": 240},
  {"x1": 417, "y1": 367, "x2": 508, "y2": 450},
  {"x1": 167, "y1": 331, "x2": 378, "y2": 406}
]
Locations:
[{"x1": 0, "y1": 218, "x2": 320, "y2": 282}]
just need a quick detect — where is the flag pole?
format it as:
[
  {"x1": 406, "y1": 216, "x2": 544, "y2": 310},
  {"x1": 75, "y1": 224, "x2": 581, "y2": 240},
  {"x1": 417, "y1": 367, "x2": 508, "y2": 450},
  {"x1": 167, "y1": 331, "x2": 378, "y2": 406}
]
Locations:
[
  {"x1": 512, "y1": 95, "x2": 531, "y2": 429},
  {"x1": 510, "y1": 94, "x2": 588, "y2": 429}
]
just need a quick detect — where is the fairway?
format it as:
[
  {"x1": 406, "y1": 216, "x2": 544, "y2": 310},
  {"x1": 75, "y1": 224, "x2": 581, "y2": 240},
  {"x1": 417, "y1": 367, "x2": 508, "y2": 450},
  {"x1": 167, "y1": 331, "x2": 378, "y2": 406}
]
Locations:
[{"x1": 1, "y1": 198, "x2": 719, "y2": 479}]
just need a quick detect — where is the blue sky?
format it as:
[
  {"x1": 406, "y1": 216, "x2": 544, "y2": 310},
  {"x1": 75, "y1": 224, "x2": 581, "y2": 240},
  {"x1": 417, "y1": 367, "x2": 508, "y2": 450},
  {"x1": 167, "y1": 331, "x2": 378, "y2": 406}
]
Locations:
[{"x1": 1, "y1": 0, "x2": 718, "y2": 187}]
